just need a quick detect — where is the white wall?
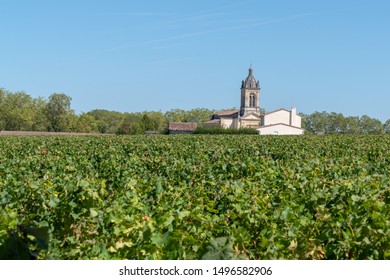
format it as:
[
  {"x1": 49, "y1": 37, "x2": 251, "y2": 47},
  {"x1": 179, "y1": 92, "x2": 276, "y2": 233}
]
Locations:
[
  {"x1": 290, "y1": 107, "x2": 302, "y2": 127},
  {"x1": 220, "y1": 118, "x2": 235, "y2": 128},
  {"x1": 257, "y1": 124, "x2": 304, "y2": 135},
  {"x1": 293, "y1": 115, "x2": 302, "y2": 127},
  {"x1": 263, "y1": 110, "x2": 290, "y2": 126},
  {"x1": 264, "y1": 109, "x2": 302, "y2": 128}
]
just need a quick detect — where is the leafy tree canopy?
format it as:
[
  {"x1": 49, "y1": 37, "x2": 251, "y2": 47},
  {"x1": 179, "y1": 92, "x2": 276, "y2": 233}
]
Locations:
[{"x1": 0, "y1": 88, "x2": 387, "y2": 135}]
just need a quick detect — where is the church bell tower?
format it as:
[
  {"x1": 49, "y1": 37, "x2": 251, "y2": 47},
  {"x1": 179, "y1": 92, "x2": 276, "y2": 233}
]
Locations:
[{"x1": 240, "y1": 67, "x2": 260, "y2": 116}]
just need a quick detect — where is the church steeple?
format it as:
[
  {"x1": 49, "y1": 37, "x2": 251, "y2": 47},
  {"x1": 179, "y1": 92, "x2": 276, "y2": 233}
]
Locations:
[{"x1": 240, "y1": 66, "x2": 261, "y2": 116}]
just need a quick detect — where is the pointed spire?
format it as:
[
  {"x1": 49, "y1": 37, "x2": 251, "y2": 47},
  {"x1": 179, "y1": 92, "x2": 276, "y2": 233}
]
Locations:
[{"x1": 243, "y1": 66, "x2": 259, "y2": 89}]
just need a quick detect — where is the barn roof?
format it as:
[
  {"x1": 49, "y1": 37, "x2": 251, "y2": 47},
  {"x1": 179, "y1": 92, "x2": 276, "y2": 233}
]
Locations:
[{"x1": 168, "y1": 122, "x2": 197, "y2": 131}]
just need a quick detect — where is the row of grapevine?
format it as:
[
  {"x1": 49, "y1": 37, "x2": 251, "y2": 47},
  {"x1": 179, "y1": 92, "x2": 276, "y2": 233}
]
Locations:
[{"x1": 0, "y1": 135, "x2": 389, "y2": 259}]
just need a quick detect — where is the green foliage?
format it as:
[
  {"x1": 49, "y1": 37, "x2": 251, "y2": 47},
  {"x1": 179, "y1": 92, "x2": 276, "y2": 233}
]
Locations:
[
  {"x1": 0, "y1": 88, "x2": 387, "y2": 135},
  {"x1": 0, "y1": 211, "x2": 49, "y2": 259},
  {"x1": 0, "y1": 135, "x2": 389, "y2": 260},
  {"x1": 45, "y1": 93, "x2": 75, "y2": 132},
  {"x1": 116, "y1": 113, "x2": 145, "y2": 134},
  {"x1": 164, "y1": 108, "x2": 217, "y2": 125},
  {"x1": 117, "y1": 111, "x2": 167, "y2": 135},
  {"x1": 383, "y1": 119, "x2": 390, "y2": 134},
  {"x1": 303, "y1": 111, "x2": 384, "y2": 134},
  {"x1": 72, "y1": 113, "x2": 99, "y2": 133},
  {"x1": 86, "y1": 109, "x2": 124, "y2": 134},
  {"x1": 0, "y1": 89, "x2": 49, "y2": 131}
]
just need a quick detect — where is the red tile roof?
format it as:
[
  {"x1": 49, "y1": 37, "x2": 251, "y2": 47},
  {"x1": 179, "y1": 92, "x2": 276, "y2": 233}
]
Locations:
[{"x1": 168, "y1": 122, "x2": 197, "y2": 131}]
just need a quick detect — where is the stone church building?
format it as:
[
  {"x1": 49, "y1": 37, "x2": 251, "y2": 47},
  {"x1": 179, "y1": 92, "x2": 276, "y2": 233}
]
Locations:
[{"x1": 204, "y1": 67, "x2": 304, "y2": 135}]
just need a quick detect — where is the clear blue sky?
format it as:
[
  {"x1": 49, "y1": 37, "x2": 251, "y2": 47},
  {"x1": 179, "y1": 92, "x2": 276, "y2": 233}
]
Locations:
[{"x1": 1, "y1": 0, "x2": 389, "y2": 121}]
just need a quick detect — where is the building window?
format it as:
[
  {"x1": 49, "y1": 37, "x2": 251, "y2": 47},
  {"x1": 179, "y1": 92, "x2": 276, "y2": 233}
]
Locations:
[{"x1": 249, "y1": 94, "x2": 256, "y2": 107}]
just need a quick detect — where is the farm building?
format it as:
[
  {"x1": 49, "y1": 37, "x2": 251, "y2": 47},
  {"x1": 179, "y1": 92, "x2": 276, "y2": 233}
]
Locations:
[{"x1": 168, "y1": 122, "x2": 197, "y2": 134}]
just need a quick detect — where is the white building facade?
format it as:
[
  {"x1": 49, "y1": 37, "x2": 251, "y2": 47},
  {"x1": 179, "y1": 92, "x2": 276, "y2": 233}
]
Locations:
[
  {"x1": 258, "y1": 108, "x2": 304, "y2": 135},
  {"x1": 204, "y1": 67, "x2": 304, "y2": 135}
]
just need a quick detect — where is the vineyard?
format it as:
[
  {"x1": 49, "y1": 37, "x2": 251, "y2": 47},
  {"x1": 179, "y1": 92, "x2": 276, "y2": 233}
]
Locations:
[{"x1": 0, "y1": 135, "x2": 389, "y2": 260}]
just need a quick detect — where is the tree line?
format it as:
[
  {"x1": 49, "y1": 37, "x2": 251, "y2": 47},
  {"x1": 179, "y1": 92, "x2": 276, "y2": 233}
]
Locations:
[
  {"x1": 301, "y1": 111, "x2": 390, "y2": 134},
  {"x1": 0, "y1": 89, "x2": 216, "y2": 134},
  {"x1": 1, "y1": 88, "x2": 389, "y2": 134}
]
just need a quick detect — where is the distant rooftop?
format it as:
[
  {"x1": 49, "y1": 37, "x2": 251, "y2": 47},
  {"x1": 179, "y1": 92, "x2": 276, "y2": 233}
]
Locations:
[{"x1": 168, "y1": 122, "x2": 197, "y2": 132}]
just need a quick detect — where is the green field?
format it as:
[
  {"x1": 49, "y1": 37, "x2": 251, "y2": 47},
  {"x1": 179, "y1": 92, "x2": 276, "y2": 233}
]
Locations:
[{"x1": 0, "y1": 135, "x2": 389, "y2": 259}]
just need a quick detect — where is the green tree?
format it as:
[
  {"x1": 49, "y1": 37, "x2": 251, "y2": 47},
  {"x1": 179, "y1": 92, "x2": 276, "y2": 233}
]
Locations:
[
  {"x1": 384, "y1": 119, "x2": 390, "y2": 134},
  {"x1": 117, "y1": 113, "x2": 145, "y2": 134},
  {"x1": 164, "y1": 108, "x2": 219, "y2": 126},
  {"x1": 301, "y1": 111, "x2": 386, "y2": 135},
  {"x1": 0, "y1": 91, "x2": 37, "y2": 131},
  {"x1": 164, "y1": 108, "x2": 187, "y2": 123},
  {"x1": 326, "y1": 112, "x2": 345, "y2": 133},
  {"x1": 31, "y1": 97, "x2": 49, "y2": 131},
  {"x1": 0, "y1": 89, "x2": 50, "y2": 131},
  {"x1": 359, "y1": 115, "x2": 383, "y2": 134},
  {"x1": 142, "y1": 111, "x2": 167, "y2": 132},
  {"x1": 185, "y1": 108, "x2": 216, "y2": 125},
  {"x1": 69, "y1": 113, "x2": 98, "y2": 133},
  {"x1": 45, "y1": 93, "x2": 75, "y2": 132},
  {"x1": 344, "y1": 116, "x2": 361, "y2": 134},
  {"x1": 86, "y1": 109, "x2": 123, "y2": 134},
  {"x1": 303, "y1": 111, "x2": 329, "y2": 133},
  {"x1": 0, "y1": 89, "x2": 8, "y2": 130}
]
